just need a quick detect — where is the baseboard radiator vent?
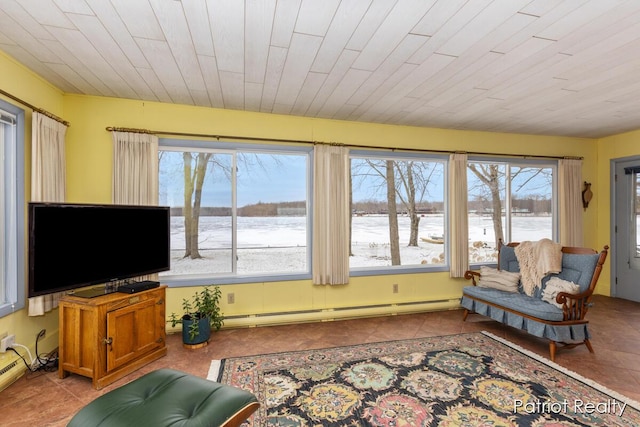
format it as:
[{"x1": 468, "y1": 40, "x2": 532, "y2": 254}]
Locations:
[
  {"x1": 0, "y1": 353, "x2": 26, "y2": 393},
  {"x1": 224, "y1": 298, "x2": 461, "y2": 328}
]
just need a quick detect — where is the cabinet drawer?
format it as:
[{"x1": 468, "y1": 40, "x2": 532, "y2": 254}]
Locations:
[{"x1": 105, "y1": 289, "x2": 163, "y2": 312}]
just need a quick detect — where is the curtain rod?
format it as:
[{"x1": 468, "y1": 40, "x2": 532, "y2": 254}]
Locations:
[
  {"x1": 0, "y1": 88, "x2": 70, "y2": 127},
  {"x1": 105, "y1": 126, "x2": 582, "y2": 161}
]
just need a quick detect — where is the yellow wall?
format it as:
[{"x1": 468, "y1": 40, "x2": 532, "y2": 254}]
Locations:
[
  {"x1": 0, "y1": 48, "x2": 610, "y2": 351},
  {"x1": 61, "y1": 94, "x2": 601, "y2": 328}
]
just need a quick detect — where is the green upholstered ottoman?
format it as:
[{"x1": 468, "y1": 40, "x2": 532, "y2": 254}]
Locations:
[{"x1": 68, "y1": 369, "x2": 259, "y2": 427}]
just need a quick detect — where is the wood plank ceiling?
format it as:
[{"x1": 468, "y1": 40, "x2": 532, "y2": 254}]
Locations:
[{"x1": 2, "y1": 0, "x2": 640, "y2": 138}]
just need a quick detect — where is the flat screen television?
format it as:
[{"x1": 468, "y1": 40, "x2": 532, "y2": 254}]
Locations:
[{"x1": 28, "y1": 202, "x2": 170, "y2": 298}]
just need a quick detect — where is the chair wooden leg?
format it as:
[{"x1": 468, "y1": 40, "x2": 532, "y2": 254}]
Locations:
[
  {"x1": 549, "y1": 341, "x2": 557, "y2": 362},
  {"x1": 462, "y1": 309, "x2": 469, "y2": 322},
  {"x1": 223, "y1": 402, "x2": 260, "y2": 427},
  {"x1": 584, "y1": 339, "x2": 594, "y2": 353}
]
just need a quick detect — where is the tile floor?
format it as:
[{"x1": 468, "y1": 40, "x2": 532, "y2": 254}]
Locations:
[{"x1": 1, "y1": 295, "x2": 639, "y2": 426}]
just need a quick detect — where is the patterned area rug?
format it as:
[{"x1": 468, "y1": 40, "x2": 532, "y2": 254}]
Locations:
[{"x1": 210, "y1": 332, "x2": 640, "y2": 426}]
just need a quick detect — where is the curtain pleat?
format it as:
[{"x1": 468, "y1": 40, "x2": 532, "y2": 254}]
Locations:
[
  {"x1": 112, "y1": 131, "x2": 160, "y2": 282},
  {"x1": 28, "y1": 112, "x2": 67, "y2": 316},
  {"x1": 559, "y1": 158, "x2": 583, "y2": 246},
  {"x1": 112, "y1": 131, "x2": 159, "y2": 206},
  {"x1": 312, "y1": 145, "x2": 350, "y2": 285},
  {"x1": 449, "y1": 153, "x2": 469, "y2": 278}
]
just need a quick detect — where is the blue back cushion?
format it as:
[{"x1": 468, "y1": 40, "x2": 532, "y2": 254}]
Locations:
[
  {"x1": 544, "y1": 253, "x2": 599, "y2": 293},
  {"x1": 499, "y1": 245, "x2": 599, "y2": 296},
  {"x1": 498, "y1": 245, "x2": 519, "y2": 272}
]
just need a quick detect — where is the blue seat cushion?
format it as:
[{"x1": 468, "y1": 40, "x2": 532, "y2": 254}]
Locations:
[{"x1": 463, "y1": 286, "x2": 564, "y2": 321}]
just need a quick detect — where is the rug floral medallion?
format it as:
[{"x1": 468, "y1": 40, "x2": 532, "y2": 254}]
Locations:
[{"x1": 216, "y1": 332, "x2": 640, "y2": 426}]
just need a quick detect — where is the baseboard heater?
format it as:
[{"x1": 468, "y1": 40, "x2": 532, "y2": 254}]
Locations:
[
  {"x1": 0, "y1": 353, "x2": 26, "y2": 393},
  {"x1": 223, "y1": 298, "x2": 461, "y2": 328}
]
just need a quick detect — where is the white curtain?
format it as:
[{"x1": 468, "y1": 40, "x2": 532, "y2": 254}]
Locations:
[
  {"x1": 28, "y1": 112, "x2": 68, "y2": 316},
  {"x1": 559, "y1": 158, "x2": 583, "y2": 246},
  {"x1": 112, "y1": 131, "x2": 159, "y2": 205},
  {"x1": 312, "y1": 144, "x2": 350, "y2": 285},
  {"x1": 112, "y1": 131, "x2": 159, "y2": 282},
  {"x1": 449, "y1": 153, "x2": 469, "y2": 278}
]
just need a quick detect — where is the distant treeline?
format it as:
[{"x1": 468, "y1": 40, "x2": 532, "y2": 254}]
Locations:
[
  {"x1": 469, "y1": 197, "x2": 552, "y2": 214},
  {"x1": 170, "y1": 196, "x2": 551, "y2": 217},
  {"x1": 352, "y1": 197, "x2": 551, "y2": 215},
  {"x1": 353, "y1": 200, "x2": 443, "y2": 215},
  {"x1": 170, "y1": 201, "x2": 307, "y2": 217}
]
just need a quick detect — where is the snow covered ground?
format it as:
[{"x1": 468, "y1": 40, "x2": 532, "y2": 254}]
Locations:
[{"x1": 161, "y1": 214, "x2": 552, "y2": 276}]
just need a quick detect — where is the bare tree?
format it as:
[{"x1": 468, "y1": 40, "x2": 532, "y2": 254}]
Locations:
[
  {"x1": 181, "y1": 152, "x2": 279, "y2": 260},
  {"x1": 468, "y1": 163, "x2": 504, "y2": 245},
  {"x1": 468, "y1": 163, "x2": 553, "y2": 245},
  {"x1": 352, "y1": 159, "x2": 401, "y2": 263},
  {"x1": 394, "y1": 161, "x2": 440, "y2": 246},
  {"x1": 386, "y1": 160, "x2": 401, "y2": 265},
  {"x1": 183, "y1": 152, "x2": 212, "y2": 259},
  {"x1": 351, "y1": 158, "x2": 442, "y2": 262},
  {"x1": 394, "y1": 161, "x2": 419, "y2": 246}
]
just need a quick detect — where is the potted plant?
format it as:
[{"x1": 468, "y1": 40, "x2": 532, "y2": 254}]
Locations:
[{"x1": 167, "y1": 285, "x2": 224, "y2": 347}]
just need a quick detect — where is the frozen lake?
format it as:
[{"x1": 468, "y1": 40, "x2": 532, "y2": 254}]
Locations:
[{"x1": 162, "y1": 214, "x2": 552, "y2": 277}]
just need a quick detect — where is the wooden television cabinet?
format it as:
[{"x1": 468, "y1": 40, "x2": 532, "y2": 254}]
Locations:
[{"x1": 58, "y1": 285, "x2": 167, "y2": 389}]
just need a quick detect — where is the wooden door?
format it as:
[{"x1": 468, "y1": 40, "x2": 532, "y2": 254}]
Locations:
[{"x1": 613, "y1": 157, "x2": 640, "y2": 302}]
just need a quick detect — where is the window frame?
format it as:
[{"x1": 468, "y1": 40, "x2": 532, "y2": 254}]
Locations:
[
  {"x1": 158, "y1": 138, "x2": 313, "y2": 287},
  {"x1": 349, "y1": 149, "x2": 449, "y2": 277},
  {"x1": 467, "y1": 155, "x2": 558, "y2": 266},
  {"x1": 0, "y1": 100, "x2": 25, "y2": 318}
]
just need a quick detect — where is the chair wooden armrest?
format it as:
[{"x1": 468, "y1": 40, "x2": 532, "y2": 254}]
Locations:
[
  {"x1": 464, "y1": 270, "x2": 480, "y2": 285},
  {"x1": 556, "y1": 291, "x2": 592, "y2": 321},
  {"x1": 556, "y1": 244, "x2": 608, "y2": 321}
]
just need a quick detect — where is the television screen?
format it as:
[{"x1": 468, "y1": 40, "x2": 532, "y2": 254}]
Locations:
[{"x1": 28, "y1": 203, "x2": 170, "y2": 297}]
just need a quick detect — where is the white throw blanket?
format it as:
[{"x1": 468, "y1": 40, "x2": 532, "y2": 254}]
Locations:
[
  {"x1": 514, "y1": 239, "x2": 562, "y2": 296},
  {"x1": 541, "y1": 277, "x2": 580, "y2": 308}
]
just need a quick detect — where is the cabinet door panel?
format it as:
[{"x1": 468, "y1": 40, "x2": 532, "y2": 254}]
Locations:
[{"x1": 106, "y1": 296, "x2": 163, "y2": 372}]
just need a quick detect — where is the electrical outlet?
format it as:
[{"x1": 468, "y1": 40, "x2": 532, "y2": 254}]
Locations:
[
  {"x1": 0, "y1": 334, "x2": 16, "y2": 352},
  {"x1": 392, "y1": 284, "x2": 399, "y2": 293},
  {"x1": 227, "y1": 293, "x2": 235, "y2": 304}
]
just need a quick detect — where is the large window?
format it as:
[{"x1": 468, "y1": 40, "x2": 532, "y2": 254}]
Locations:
[
  {"x1": 158, "y1": 140, "x2": 310, "y2": 283},
  {"x1": 350, "y1": 152, "x2": 446, "y2": 272},
  {"x1": 0, "y1": 101, "x2": 25, "y2": 318},
  {"x1": 157, "y1": 141, "x2": 558, "y2": 280},
  {"x1": 467, "y1": 159, "x2": 556, "y2": 263}
]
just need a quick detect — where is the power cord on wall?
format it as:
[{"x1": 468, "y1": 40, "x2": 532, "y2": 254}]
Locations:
[
  {"x1": 8, "y1": 346, "x2": 35, "y2": 372},
  {"x1": 7, "y1": 329, "x2": 59, "y2": 375},
  {"x1": 34, "y1": 329, "x2": 58, "y2": 372}
]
